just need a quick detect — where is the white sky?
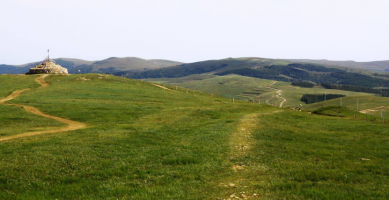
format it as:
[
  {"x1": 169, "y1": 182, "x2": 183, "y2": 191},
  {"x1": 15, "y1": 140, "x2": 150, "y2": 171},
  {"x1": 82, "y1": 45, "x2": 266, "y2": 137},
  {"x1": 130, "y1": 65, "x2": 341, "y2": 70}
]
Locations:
[{"x1": 1, "y1": 0, "x2": 388, "y2": 65}]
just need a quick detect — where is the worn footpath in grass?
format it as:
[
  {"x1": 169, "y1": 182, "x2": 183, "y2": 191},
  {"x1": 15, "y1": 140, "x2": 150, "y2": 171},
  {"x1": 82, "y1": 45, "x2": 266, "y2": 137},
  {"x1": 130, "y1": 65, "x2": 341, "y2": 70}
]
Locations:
[
  {"x1": 0, "y1": 75, "x2": 64, "y2": 137},
  {"x1": 0, "y1": 75, "x2": 40, "y2": 97},
  {"x1": 0, "y1": 105, "x2": 64, "y2": 137}
]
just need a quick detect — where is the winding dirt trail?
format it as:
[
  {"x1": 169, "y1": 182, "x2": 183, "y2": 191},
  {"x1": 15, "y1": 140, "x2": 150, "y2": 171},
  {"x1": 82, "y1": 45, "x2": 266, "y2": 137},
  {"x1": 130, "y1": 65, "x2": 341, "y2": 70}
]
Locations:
[
  {"x1": 277, "y1": 91, "x2": 287, "y2": 108},
  {"x1": 265, "y1": 81, "x2": 287, "y2": 107},
  {"x1": 0, "y1": 75, "x2": 87, "y2": 141}
]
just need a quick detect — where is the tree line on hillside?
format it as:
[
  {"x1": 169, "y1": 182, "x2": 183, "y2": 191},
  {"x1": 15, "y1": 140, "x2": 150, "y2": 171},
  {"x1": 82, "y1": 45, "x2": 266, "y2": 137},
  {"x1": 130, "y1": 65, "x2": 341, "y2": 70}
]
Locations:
[
  {"x1": 217, "y1": 64, "x2": 389, "y2": 88},
  {"x1": 118, "y1": 62, "x2": 230, "y2": 79},
  {"x1": 114, "y1": 61, "x2": 389, "y2": 90},
  {"x1": 320, "y1": 83, "x2": 389, "y2": 97},
  {"x1": 373, "y1": 73, "x2": 389, "y2": 79},
  {"x1": 291, "y1": 81, "x2": 316, "y2": 88},
  {"x1": 301, "y1": 94, "x2": 346, "y2": 104},
  {"x1": 215, "y1": 68, "x2": 292, "y2": 82},
  {"x1": 288, "y1": 63, "x2": 344, "y2": 72}
]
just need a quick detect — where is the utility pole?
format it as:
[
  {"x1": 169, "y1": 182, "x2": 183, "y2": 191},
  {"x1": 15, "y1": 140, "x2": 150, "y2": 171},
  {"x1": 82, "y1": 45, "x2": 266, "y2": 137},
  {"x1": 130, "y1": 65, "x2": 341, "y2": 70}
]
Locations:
[
  {"x1": 324, "y1": 92, "x2": 326, "y2": 101},
  {"x1": 357, "y1": 99, "x2": 359, "y2": 111}
]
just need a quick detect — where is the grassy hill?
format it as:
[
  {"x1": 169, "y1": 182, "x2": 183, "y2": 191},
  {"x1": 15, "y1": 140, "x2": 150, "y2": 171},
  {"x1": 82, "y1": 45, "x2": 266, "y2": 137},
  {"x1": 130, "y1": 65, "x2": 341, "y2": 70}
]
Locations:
[
  {"x1": 1, "y1": 74, "x2": 389, "y2": 199},
  {"x1": 147, "y1": 74, "x2": 376, "y2": 107},
  {"x1": 288, "y1": 59, "x2": 389, "y2": 72},
  {"x1": 123, "y1": 57, "x2": 389, "y2": 90},
  {"x1": 0, "y1": 75, "x2": 64, "y2": 137},
  {"x1": 80, "y1": 57, "x2": 182, "y2": 74}
]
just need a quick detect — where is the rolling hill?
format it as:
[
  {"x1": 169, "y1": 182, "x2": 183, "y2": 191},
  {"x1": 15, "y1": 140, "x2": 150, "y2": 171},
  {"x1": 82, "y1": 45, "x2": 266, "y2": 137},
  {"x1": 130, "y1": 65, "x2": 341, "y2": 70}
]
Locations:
[
  {"x1": 1, "y1": 74, "x2": 389, "y2": 199},
  {"x1": 122, "y1": 57, "x2": 389, "y2": 89},
  {"x1": 76, "y1": 57, "x2": 182, "y2": 74},
  {"x1": 146, "y1": 74, "x2": 378, "y2": 108},
  {"x1": 288, "y1": 59, "x2": 389, "y2": 72},
  {"x1": 0, "y1": 57, "x2": 182, "y2": 75}
]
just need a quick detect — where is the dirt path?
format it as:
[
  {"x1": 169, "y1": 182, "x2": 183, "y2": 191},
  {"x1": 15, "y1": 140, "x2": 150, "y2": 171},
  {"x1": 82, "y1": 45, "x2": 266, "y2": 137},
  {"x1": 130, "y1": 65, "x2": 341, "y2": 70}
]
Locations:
[
  {"x1": 0, "y1": 75, "x2": 87, "y2": 141},
  {"x1": 35, "y1": 74, "x2": 50, "y2": 87},
  {"x1": 152, "y1": 83, "x2": 176, "y2": 91},
  {"x1": 0, "y1": 89, "x2": 30, "y2": 104},
  {"x1": 222, "y1": 111, "x2": 282, "y2": 199},
  {"x1": 265, "y1": 81, "x2": 287, "y2": 107},
  {"x1": 359, "y1": 106, "x2": 389, "y2": 114},
  {"x1": 277, "y1": 91, "x2": 287, "y2": 108}
]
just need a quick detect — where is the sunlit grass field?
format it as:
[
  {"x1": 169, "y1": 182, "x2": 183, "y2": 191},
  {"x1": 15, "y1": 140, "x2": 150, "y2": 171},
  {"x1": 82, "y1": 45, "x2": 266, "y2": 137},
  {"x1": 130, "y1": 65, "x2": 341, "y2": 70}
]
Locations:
[
  {"x1": 0, "y1": 75, "x2": 40, "y2": 97},
  {"x1": 149, "y1": 74, "x2": 375, "y2": 108},
  {"x1": 268, "y1": 81, "x2": 374, "y2": 108},
  {"x1": 0, "y1": 74, "x2": 388, "y2": 199},
  {"x1": 0, "y1": 75, "x2": 64, "y2": 137},
  {"x1": 305, "y1": 95, "x2": 389, "y2": 119},
  {"x1": 147, "y1": 74, "x2": 274, "y2": 101}
]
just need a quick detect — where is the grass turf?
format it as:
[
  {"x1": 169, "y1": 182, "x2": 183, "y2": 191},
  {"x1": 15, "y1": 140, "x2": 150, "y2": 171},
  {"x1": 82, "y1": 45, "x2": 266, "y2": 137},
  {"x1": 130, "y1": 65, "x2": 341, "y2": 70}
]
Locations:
[{"x1": 0, "y1": 74, "x2": 388, "y2": 199}]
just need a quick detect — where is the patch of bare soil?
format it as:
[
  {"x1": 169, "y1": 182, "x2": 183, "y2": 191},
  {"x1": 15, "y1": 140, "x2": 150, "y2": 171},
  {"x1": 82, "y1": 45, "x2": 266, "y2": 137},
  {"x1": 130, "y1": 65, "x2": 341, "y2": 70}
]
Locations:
[{"x1": 0, "y1": 75, "x2": 87, "y2": 141}]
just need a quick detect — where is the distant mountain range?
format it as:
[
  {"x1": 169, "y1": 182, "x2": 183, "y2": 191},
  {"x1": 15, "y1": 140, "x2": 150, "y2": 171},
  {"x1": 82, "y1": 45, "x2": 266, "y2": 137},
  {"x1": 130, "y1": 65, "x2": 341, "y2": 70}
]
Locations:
[
  {"x1": 0, "y1": 57, "x2": 182, "y2": 75},
  {"x1": 2, "y1": 57, "x2": 389, "y2": 76},
  {"x1": 118, "y1": 57, "x2": 389, "y2": 89},
  {"x1": 286, "y1": 59, "x2": 389, "y2": 72}
]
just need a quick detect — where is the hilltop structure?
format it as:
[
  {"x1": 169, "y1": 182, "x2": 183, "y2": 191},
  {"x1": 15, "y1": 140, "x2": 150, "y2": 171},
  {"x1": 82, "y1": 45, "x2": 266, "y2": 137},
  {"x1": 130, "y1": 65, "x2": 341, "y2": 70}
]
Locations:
[{"x1": 26, "y1": 50, "x2": 68, "y2": 74}]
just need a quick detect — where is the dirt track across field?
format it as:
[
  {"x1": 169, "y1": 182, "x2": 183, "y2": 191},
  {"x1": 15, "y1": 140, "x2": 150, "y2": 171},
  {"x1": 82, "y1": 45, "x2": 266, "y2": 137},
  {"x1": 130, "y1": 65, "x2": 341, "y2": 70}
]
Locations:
[
  {"x1": 265, "y1": 81, "x2": 287, "y2": 107},
  {"x1": 152, "y1": 83, "x2": 176, "y2": 91},
  {"x1": 0, "y1": 75, "x2": 87, "y2": 141},
  {"x1": 359, "y1": 106, "x2": 389, "y2": 114}
]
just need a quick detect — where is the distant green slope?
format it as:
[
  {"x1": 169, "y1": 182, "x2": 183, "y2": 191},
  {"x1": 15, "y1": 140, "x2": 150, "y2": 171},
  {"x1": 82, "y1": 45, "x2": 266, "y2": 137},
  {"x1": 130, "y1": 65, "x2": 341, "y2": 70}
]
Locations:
[
  {"x1": 84, "y1": 57, "x2": 182, "y2": 74},
  {"x1": 147, "y1": 74, "x2": 375, "y2": 108},
  {"x1": 288, "y1": 59, "x2": 389, "y2": 72},
  {"x1": 126, "y1": 58, "x2": 389, "y2": 89},
  {"x1": 0, "y1": 57, "x2": 182, "y2": 75}
]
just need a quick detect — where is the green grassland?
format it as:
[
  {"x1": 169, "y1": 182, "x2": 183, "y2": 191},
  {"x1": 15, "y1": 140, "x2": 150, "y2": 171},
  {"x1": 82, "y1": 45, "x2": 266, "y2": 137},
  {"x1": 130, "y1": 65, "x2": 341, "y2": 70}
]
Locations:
[
  {"x1": 0, "y1": 105, "x2": 65, "y2": 137},
  {"x1": 148, "y1": 74, "x2": 274, "y2": 101},
  {"x1": 267, "y1": 81, "x2": 374, "y2": 108},
  {"x1": 1, "y1": 74, "x2": 389, "y2": 199},
  {"x1": 246, "y1": 110, "x2": 389, "y2": 199},
  {"x1": 0, "y1": 75, "x2": 40, "y2": 97},
  {"x1": 305, "y1": 95, "x2": 389, "y2": 119},
  {"x1": 148, "y1": 74, "x2": 374, "y2": 108},
  {"x1": 0, "y1": 75, "x2": 64, "y2": 137}
]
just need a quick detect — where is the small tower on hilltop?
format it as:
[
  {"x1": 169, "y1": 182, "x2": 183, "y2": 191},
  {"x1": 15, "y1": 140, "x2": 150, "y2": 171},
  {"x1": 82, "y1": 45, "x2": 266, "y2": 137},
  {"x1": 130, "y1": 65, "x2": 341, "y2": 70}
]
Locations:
[{"x1": 26, "y1": 50, "x2": 68, "y2": 74}]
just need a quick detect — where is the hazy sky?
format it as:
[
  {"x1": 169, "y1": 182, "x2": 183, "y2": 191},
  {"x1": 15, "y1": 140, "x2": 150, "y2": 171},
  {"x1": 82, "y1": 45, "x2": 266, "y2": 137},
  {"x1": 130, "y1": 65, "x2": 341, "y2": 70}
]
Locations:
[{"x1": 1, "y1": 0, "x2": 388, "y2": 64}]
